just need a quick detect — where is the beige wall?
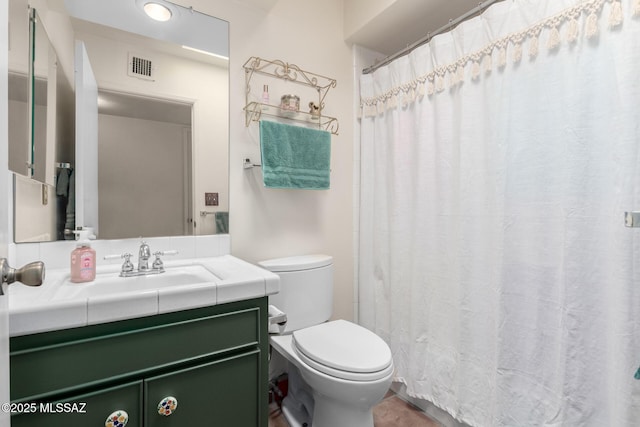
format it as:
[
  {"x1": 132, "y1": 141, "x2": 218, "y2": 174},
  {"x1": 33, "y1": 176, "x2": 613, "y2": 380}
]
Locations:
[
  {"x1": 343, "y1": 0, "x2": 396, "y2": 41},
  {"x1": 177, "y1": 0, "x2": 356, "y2": 321}
]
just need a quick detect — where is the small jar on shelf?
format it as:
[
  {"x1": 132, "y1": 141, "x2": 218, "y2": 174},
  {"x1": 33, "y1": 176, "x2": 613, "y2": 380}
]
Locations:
[{"x1": 280, "y1": 94, "x2": 300, "y2": 117}]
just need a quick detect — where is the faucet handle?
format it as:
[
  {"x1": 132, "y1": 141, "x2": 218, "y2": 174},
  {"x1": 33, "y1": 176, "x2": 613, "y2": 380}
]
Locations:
[
  {"x1": 104, "y1": 252, "x2": 133, "y2": 261},
  {"x1": 104, "y1": 253, "x2": 134, "y2": 274},
  {"x1": 152, "y1": 250, "x2": 178, "y2": 271},
  {"x1": 155, "y1": 250, "x2": 178, "y2": 257}
]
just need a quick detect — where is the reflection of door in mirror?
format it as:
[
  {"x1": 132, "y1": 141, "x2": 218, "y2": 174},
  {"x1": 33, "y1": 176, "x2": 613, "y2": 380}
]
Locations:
[
  {"x1": 11, "y1": 9, "x2": 60, "y2": 243},
  {"x1": 8, "y1": 0, "x2": 31, "y2": 177},
  {"x1": 75, "y1": 40, "x2": 98, "y2": 239},
  {"x1": 97, "y1": 90, "x2": 193, "y2": 239},
  {"x1": 8, "y1": 72, "x2": 29, "y2": 176},
  {"x1": 31, "y1": 24, "x2": 59, "y2": 187},
  {"x1": 10, "y1": 0, "x2": 75, "y2": 243},
  {"x1": 9, "y1": 5, "x2": 62, "y2": 185}
]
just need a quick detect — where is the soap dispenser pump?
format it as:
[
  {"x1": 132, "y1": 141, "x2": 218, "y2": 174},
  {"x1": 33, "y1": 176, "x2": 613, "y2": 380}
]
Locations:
[{"x1": 70, "y1": 227, "x2": 96, "y2": 283}]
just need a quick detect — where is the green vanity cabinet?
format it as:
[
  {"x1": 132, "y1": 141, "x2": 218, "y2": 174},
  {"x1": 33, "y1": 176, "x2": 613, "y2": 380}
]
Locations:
[
  {"x1": 9, "y1": 297, "x2": 269, "y2": 427},
  {"x1": 10, "y1": 381, "x2": 144, "y2": 427},
  {"x1": 145, "y1": 350, "x2": 259, "y2": 426}
]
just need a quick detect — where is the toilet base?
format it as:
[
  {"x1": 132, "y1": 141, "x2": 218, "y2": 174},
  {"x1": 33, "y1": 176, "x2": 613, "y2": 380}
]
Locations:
[
  {"x1": 282, "y1": 391, "x2": 375, "y2": 427},
  {"x1": 311, "y1": 395, "x2": 374, "y2": 427},
  {"x1": 270, "y1": 334, "x2": 392, "y2": 427},
  {"x1": 281, "y1": 395, "x2": 311, "y2": 427},
  {"x1": 279, "y1": 365, "x2": 313, "y2": 427}
]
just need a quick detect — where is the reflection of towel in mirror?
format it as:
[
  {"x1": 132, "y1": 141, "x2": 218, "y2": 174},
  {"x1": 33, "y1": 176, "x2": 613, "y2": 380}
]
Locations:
[
  {"x1": 215, "y1": 212, "x2": 229, "y2": 234},
  {"x1": 64, "y1": 169, "x2": 75, "y2": 233},
  {"x1": 56, "y1": 168, "x2": 70, "y2": 197}
]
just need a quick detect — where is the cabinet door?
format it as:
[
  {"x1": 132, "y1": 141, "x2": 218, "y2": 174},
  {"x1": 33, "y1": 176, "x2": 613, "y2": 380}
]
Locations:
[
  {"x1": 145, "y1": 350, "x2": 259, "y2": 426},
  {"x1": 11, "y1": 381, "x2": 143, "y2": 427}
]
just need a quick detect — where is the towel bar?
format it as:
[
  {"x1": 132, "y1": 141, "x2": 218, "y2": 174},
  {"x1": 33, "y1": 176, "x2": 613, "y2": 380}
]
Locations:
[
  {"x1": 244, "y1": 157, "x2": 332, "y2": 172},
  {"x1": 243, "y1": 158, "x2": 262, "y2": 169}
]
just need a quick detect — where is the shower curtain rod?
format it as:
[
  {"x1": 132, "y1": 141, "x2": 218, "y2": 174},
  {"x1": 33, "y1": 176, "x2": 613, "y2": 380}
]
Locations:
[{"x1": 362, "y1": 0, "x2": 503, "y2": 74}]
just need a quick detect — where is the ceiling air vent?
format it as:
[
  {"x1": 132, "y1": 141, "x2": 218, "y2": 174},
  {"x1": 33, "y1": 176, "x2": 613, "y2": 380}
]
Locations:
[{"x1": 128, "y1": 53, "x2": 155, "y2": 81}]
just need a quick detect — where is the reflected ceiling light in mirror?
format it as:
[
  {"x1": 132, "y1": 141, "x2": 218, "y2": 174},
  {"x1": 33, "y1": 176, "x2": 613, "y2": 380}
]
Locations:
[
  {"x1": 65, "y1": 0, "x2": 230, "y2": 60},
  {"x1": 97, "y1": 95, "x2": 112, "y2": 109},
  {"x1": 143, "y1": 2, "x2": 172, "y2": 22},
  {"x1": 182, "y1": 45, "x2": 229, "y2": 61}
]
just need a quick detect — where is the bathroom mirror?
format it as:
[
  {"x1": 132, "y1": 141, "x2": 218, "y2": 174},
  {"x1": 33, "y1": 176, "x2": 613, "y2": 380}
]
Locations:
[{"x1": 11, "y1": 0, "x2": 230, "y2": 242}]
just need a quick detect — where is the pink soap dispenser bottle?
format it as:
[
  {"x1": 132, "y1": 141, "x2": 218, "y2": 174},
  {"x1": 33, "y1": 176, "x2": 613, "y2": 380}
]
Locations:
[{"x1": 70, "y1": 228, "x2": 96, "y2": 283}]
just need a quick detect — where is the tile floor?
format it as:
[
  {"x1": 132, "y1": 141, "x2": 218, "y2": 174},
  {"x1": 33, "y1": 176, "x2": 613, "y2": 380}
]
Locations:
[{"x1": 268, "y1": 390, "x2": 440, "y2": 427}]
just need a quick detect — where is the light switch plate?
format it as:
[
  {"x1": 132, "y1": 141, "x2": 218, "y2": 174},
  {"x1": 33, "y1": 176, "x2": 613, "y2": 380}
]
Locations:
[{"x1": 205, "y1": 192, "x2": 218, "y2": 206}]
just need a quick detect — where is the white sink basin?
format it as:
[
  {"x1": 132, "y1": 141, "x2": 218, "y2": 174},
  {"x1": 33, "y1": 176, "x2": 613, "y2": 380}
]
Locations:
[{"x1": 54, "y1": 263, "x2": 220, "y2": 299}]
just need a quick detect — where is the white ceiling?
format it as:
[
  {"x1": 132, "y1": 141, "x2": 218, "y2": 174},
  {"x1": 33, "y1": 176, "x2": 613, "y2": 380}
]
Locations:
[
  {"x1": 347, "y1": 0, "x2": 491, "y2": 57},
  {"x1": 237, "y1": 0, "x2": 495, "y2": 59}
]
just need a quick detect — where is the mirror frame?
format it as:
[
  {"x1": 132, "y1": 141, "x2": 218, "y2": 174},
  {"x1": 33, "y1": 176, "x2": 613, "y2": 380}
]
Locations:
[{"x1": 29, "y1": 7, "x2": 59, "y2": 186}]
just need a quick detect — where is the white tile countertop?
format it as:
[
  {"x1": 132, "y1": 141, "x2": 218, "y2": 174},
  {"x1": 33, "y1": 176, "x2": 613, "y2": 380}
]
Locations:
[{"x1": 8, "y1": 254, "x2": 279, "y2": 337}]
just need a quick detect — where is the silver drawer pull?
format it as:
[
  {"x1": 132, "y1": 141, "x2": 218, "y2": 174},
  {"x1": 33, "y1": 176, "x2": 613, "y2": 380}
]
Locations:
[
  {"x1": 105, "y1": 409, "x2": 129, "y2": 427},
  {"x1": 158, "y1": 396, "x2": 178, "y2": 416}
]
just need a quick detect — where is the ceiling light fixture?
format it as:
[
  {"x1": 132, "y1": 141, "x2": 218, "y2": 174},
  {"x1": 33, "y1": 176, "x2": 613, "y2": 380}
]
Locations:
[{"x1": 143, "y1": 2, "x2": 172, "y2": 22}]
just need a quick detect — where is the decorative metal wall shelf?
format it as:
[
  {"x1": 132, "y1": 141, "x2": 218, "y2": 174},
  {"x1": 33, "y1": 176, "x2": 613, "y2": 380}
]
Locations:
[{"x1": 243, "y1": 56, "x2": 339, "y2": 135}]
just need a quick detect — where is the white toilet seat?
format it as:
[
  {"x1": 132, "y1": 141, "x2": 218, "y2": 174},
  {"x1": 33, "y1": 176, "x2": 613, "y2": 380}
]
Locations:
[{"x1": 292, "y1": 320, "x2": 393, "y2": 382}]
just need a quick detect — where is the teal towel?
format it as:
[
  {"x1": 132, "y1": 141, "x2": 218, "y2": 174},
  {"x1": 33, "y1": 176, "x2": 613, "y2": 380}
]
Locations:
[
  {"x1": 215, "y1": 211, "x2": 229, "y2": 234},
  {"x1": 260, "y1": 120, "x2": 331, "y2": 190}
]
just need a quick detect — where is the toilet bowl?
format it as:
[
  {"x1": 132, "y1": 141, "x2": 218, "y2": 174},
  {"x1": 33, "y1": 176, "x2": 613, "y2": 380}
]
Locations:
[
  {"x1": 271, "y1": 320, "x2": 393, "y2": 427},
  {"x1": 259, "y1": 255, "x2": 394, "y2": 427}
]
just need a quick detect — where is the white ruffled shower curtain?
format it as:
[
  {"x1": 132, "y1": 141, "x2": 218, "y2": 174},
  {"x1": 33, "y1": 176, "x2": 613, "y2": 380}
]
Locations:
[{"x1": 358, "y1": 0, "x2": 640, "y2": 425}]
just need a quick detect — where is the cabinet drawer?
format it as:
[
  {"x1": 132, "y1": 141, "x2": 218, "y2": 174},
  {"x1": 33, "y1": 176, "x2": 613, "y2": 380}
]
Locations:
[
  {"x1": 11, "y1": 307, "x2": 260, "y2": 401},
  {"x1": 145, "y1": 350, "x2": 260, "y2": 427},
  {"x1": 11, "y1": 381, "x2": 143, "y2": 427}
]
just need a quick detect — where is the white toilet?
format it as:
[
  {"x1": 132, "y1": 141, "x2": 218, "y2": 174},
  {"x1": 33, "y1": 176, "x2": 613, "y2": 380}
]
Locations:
[{"x1": 259, "y1": 255, "x2": 394, "y2": 427}]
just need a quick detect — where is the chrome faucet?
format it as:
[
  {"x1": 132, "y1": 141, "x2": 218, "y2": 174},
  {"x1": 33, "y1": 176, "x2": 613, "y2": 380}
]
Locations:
[
  {"x1": 104, "y1": 243, "x2": 178, "y2": 278},
  {"x1": 138, "y1": 241, "x2": 151, "y2": 271}
]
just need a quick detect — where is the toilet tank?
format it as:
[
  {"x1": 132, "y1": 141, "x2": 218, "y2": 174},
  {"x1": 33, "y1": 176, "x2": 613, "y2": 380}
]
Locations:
[{"x1": 259, "y1": 255, "x2": 333, "y2": 334}]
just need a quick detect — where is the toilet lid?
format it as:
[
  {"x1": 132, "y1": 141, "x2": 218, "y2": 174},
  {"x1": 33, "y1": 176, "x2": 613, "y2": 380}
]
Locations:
[{"x1": 292, "y1": 320, "x2": 392, "y2": 381}]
